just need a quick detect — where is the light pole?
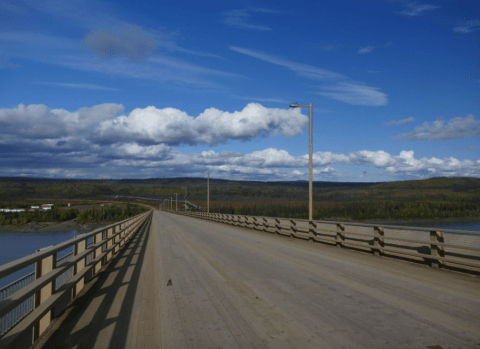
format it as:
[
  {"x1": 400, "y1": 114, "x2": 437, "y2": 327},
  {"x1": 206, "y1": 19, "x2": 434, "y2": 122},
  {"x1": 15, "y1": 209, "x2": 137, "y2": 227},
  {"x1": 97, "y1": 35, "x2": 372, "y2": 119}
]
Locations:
[
  {"x1": 181, "y1": 186, "x2": 187, "y2": 212},
  {"x1": 175, "y1": 193, "x2": 178, "y2": 211},
  {"x1": 207, "y1": 172, "x2": 210, "y2": 214},
  {"x1": 170, "y1": 197, "x2": 172, "y2": 210},
  {"x1": 289, "y1": 102, "x2": 313, "y2": 221}
]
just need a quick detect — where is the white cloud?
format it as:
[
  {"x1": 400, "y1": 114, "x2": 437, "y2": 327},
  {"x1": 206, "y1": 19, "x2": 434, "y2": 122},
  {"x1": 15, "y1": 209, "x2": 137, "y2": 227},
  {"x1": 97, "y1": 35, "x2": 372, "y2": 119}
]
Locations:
[
  {"x1": 398, "y1": 4, "x2": 439, "y2": 16},
  {"x1": 317, "y1": 83, "x2": 388, "y2": 106},
  {"x1": 396, "y1": 114, "x2": 480, "y2": 140},
  {"x1": 95, "y1": 103, "x2": 308, "y2": 146},
  {"x1": 230, "y1": 46, "x2": 346, "y2": 80},
  {"x1": 2, "y1": 103, "x2": 479, "y2": 180},
  {"x1": 221, "y1": 8, "x2": 277, "y2": 31},
  {"x1": 0, "y1": 103, "x2": 123, "y2": 139},
  {"x1": 453, "y1": 19, "x2": 480, "y2": 33},
  {"x1": 232, "y1": 95, "x2": 288, "y2": 104},
  {"x1": 230, "y1": 46, "x2": 388, "y2": 107},
  {"x1": 38, "y1": 82, "x2": 118, "y2": 91},
  {"x1": 0, "y1": 30, "x2": 231, "y2": 87},
  {"x1": 357, "y1": 46, "x2": 374, "y2": 54},
  {"x1": 385, "y1": 117, "x2": 415, "y2": 126}
]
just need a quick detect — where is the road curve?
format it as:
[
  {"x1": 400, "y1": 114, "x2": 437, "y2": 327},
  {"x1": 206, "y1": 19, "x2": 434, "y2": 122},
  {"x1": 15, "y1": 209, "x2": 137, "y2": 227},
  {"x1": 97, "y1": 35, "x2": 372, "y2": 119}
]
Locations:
[{"x1": 37, "y1": 210, "x2": 480, "y2": 349}]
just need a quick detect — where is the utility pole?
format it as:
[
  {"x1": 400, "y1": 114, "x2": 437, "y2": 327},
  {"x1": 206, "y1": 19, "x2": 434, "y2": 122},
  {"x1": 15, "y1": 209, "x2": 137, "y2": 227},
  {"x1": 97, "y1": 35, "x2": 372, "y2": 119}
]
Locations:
[
  {"x1": 170, "y1": 197, "x2": 172, "y2": 210},
  {"x1": 207, "y1": 172, "x2": 210, "y2": 213},
  {"x1": 182, "y1": 186, "x2": 187, "y2": 212},
  {"x1": 175, "y1": 193, "x2": 178, "y2": 211}
]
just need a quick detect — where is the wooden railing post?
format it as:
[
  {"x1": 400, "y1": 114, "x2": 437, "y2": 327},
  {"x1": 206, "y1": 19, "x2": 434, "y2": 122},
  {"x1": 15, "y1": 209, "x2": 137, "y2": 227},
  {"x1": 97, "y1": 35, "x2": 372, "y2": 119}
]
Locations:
[
  {"x1": 374, "y1": 227, "x2": 384, "y2": 256},
  {"x1": 93, "y1": 230, "x2": 103, "y2": 276},
  {"x1": 309, "y1": 221, "x2": 317, "y2": 241},
  {"x1": 275, "y1": 219, "x2": 280, "y2": 234},
  {"x1": 113, "y1": 225, "x2": 119, "y2": 255},
  {"x1": 72, "y1": 239, "x2": 86, "y2": 299},
  {"x1": 336, "y1": 224, "x2": 345, "y2": 248},
  {"x1": 253, "y1": 216, "x2": 257, "y2": 230},
  {"x1": 290, "y1": 219, "x2": 296, "y2": 238},
  {"x1": 263, "y1": 218, "x2": 268, "y2": 232},
  {"x1": 430, "y1": 230, "x2": 445, "y2": 268},
  {"x1": 105, "y1": 227, "x2": 113, "y2": 263},
  {"x1": 32, "y1": 252, "x2": 56, "y2": 343}
]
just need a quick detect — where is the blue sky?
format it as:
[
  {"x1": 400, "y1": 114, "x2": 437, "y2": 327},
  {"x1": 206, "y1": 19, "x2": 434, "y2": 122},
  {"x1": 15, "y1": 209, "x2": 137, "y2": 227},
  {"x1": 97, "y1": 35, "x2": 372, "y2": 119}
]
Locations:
[{"x1": 0, "y1": 0, "x2": 479, "y2": 182}]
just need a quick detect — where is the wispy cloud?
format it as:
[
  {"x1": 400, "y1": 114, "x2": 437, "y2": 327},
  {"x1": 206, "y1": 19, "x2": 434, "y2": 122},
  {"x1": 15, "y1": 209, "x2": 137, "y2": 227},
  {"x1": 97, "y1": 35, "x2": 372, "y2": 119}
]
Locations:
[
  {"x1": 38, "y1": 82, "x2": 118, "y2": 91},
  {"x1": 396, "y1": 114, "x2": 480, "y2": 140},
  {"x1": 453, "y1": 19, "x2": 480, "y2": 33},
  {"x1": 83, "y1": 27, "x2": 159, "y2": 60},
  {"x1": 222, "y1": 8, "x2": 274, "y2": 31},
  {"x1": 230, "y1": 46, "x2": 388, "y2": 106},
  {"x1": 357, "y1": 46, "x2": 374, "y2": 54},
  {"x1": 230, "y1": 46, "x2": 346, "y2": 80},
  {"x1": 232, "y1": 95, "x2": 288, "y2": 104},
  {"x1": 0, "y1": 0, "x2": 23, "y2": 13},
  {"x1": 398, "y1": 3, "x2": 439, "y2": 16},
  {"x1": 318, "y1": 83, "x2": 388, "y2": 106},
  {"x1": 385, "y1": 117, "x2": 415, "y2": 126},
  {"x1": 0, "y1": 31, "x2": 237, "y2": 88}
]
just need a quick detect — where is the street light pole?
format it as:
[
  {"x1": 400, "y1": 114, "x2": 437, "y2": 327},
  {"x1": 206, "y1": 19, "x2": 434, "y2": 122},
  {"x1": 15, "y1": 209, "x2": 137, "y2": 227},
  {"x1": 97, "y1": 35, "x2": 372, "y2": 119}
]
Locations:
[
  {"x1": 207, "y1": 172, "x2": 210, "y2": 214},
  {"x1": 175, "y1": 193, "x2": 177, "y2": 211},
  {"x1": 290, "y1": 102, "x2": 313, "y2": 221},
  {"x1": 182, "y1": 186, "x2": 187, "y2": 212}
]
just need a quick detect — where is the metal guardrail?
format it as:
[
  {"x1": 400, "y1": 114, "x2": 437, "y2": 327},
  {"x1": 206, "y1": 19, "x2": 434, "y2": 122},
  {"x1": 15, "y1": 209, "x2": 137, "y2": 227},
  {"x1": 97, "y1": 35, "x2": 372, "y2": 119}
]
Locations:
[
  {"x1": 0, "y1": 210, "x2": 152, "y2": 348},
  {"x1": 172, "y1": 211, "x2": 480, "y2": 273},
  {"x1": 0, "y1": 232, "x2": 99, "y2": 337},
  {"x1": 0, "y1": 272, "x2": 35, "y2": 336}
]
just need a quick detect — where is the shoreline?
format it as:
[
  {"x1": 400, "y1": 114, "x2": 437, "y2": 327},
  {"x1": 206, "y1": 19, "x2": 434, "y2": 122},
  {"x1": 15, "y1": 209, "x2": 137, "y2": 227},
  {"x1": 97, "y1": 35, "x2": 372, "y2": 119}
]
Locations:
[{"x1": 0, "y1": 218, "x2": 113, "y2": 234}]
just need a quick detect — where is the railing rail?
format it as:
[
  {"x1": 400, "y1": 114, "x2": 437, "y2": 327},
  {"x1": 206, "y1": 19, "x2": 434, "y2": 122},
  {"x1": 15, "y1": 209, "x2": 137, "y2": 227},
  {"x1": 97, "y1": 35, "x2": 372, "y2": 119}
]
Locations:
[
  {"x1": 0, "y1": 210, "x2": 152, "y2": 347},
  {"x1": 170, "y1": 211, "x2": 480, "y2": 273}
]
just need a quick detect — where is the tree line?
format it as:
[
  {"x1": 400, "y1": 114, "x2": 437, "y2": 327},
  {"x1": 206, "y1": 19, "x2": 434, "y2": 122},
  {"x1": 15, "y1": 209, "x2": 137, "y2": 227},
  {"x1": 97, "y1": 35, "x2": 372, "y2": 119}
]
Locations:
[
  {"x1": 0, "y1": 208, "x2": 79, "y2": 226},
  {"x1": 76, "y1": 203, "x2": 148, "y2": 224},
  {"x1": 210, "y1": 197, "x2": 480, "y2": 220},
  {"x1": 0, "y1": 203, "x2": 148, "y2": 226}
]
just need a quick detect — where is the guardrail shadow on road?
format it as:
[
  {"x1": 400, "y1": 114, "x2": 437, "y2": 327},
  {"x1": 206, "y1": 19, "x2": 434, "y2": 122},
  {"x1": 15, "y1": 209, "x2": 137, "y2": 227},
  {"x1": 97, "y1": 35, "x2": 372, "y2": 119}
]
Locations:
[{"x1": 37, "y1": 214, "x2": 152, "y2": 349}]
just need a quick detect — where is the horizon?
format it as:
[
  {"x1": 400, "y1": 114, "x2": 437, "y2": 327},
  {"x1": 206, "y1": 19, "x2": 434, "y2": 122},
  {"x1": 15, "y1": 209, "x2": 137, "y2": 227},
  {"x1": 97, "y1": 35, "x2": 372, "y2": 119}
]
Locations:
[{"x1": 1, "y1": 0, "x2": 478, "y2": 182}]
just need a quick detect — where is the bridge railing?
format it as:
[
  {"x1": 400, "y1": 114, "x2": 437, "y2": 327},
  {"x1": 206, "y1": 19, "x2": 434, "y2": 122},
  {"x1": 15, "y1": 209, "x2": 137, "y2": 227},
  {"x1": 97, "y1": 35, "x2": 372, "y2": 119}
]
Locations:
[
  {"x1": 171, "y1": 211, "x2": 480, "y2": 273},
  {"x1": 0, "y1": 210, "x2": 152, "y2": 348}
]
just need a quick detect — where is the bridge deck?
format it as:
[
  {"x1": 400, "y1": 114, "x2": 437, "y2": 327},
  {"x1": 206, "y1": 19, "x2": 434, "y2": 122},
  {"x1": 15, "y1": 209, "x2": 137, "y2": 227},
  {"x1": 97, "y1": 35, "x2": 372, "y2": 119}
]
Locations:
[{"x1": 36, "y1": 210, "x2": 480, "y2": 349}]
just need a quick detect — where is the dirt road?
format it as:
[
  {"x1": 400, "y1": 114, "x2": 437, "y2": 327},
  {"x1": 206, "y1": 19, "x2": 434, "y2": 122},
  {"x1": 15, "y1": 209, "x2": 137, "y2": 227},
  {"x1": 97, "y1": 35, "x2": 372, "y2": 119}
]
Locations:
[{"x1": 37, "y1": 210, "x2": 480, "y2": 349}]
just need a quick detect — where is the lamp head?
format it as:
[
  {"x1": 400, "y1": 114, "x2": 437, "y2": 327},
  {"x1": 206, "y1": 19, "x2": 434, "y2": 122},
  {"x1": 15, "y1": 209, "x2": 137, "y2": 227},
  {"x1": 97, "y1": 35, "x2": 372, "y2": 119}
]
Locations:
[{"x1": 289, "y1": 103, "x2": 301, "y2": 108}]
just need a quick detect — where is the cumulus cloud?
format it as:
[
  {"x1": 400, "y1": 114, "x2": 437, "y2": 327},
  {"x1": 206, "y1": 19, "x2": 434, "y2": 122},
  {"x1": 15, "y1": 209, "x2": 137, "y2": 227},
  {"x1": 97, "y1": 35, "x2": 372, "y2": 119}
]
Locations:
[
  {"x1": 83, "y1": 26, "x2": 159, "y2": 60},
  {"x1": 2, "y1": 103, "x2": 479, "y2": 180},
  {"x1": 317, "y1": 83, "x2": 388, "y2": 106},
  {"x1": 453, "y1": 19, "x2": 480, "y2": 33},
  {"x1": 94, "y1": 103, "x2": 308, "y2": 146},
  {"x1": 396, "y1": 114, "x2": 480, "y2": 140},
  {"x1": 398, "y1": 4, "x2": 439, "y2": 16},
  {"x1": 357, "y1": 46, "x2": 374, "y2": 54},
  {"x1": 0, "y1": 103, "x2": 123, "y2": 139},
  {"x1": 384, "y1": 117, "x2": 415, "y2": 126}
]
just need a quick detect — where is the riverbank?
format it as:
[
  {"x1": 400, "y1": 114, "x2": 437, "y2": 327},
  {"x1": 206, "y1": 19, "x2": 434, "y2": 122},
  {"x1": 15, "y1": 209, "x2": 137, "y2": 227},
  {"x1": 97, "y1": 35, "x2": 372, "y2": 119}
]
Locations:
[
  {"x1": 355, "y1": 217, "x2": 480, "y2": 229},
  {"x1": 0, "y1": 218, "x2": 113, "y2": 234}
]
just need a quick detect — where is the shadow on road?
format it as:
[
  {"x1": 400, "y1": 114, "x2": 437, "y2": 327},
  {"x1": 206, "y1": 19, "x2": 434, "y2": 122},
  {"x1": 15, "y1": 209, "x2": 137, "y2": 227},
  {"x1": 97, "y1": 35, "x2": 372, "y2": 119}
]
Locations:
[{"x1": 37, "y1": 216, "x2": 152, "y2": 349}]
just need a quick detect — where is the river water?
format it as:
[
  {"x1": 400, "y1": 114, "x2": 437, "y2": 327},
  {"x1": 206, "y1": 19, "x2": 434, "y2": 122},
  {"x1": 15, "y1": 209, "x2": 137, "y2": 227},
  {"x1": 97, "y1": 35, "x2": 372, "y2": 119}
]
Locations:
[
  {"x1": 0, "y1": 230, "x2": 77, "y2": 288},
  {"x1": 1, "y1": 222, "x2": 479, "y2": 288}
]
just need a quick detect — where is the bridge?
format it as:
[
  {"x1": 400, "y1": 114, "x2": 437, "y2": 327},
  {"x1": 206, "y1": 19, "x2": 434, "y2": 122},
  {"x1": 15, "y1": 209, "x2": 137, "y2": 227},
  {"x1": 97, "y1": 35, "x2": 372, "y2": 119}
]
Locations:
[{"x1": 1, "y1": 209, "x2": 479, "y2": 348}]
